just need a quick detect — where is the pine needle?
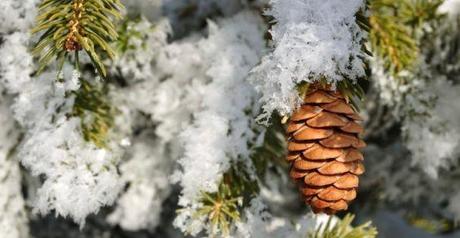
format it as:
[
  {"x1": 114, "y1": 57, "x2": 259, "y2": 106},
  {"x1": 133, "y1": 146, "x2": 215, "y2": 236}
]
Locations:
[
  {"x1": 309, "y1": 214, "x2": 378, "y2": 238},
  {"x1": 32, "y1": 0, "x2": 124, "y2": 78},
  {"x1": 70, "y1": 79, "x2": 115, "y2": 148},
  {"x1": 190, "y1": 163, "x2": 259, "y2": 237},
  {"x1": 369, "y1": 0, "x2": 443, "y2": 75}
]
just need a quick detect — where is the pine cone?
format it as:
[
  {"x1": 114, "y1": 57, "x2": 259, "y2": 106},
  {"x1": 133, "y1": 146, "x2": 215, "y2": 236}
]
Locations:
[{"x1": 286, "y1": 87, "x2": 366, "y2": 214}]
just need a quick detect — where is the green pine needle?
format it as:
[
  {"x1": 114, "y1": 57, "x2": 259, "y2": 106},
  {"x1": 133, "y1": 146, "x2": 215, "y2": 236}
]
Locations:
[
  {"x1": 251, "y1": 117, "x2": 287, "y2": 179},
  {"x1": 32, "y1": 0, "x2": 124, "y2": 78},
  {"x1": 398, "y1": 0, "x2": 444, "y2": 29},
  {"x1": 369, "y1": 0, "x2": 442, "y2": 75},
  {"x1": 70, "y1": 79, "x2": 115, "y2": 148},
  {"x1": 190, "y1": 163, "x2": 259, "y2": 236},
  {"x1": 309, "y1": 214, "x2": 378, "y2": 238},
  {"x1": 406, "y1": 213, "x2": 453, "y2": 234},
  {"x1": 369, "y1": 2, "x2": 418, "y2": 74},
  {"x1": 194, "y1": 183, "x2": 242, "y2": 236},
  {"x1": 115, "y1": 17, "x2": 150, "y2": 54}
]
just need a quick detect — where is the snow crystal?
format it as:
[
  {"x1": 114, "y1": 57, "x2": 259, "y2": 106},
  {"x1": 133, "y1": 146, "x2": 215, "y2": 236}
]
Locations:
[
  {"x1": 110, "y1": 18, "x2": 171, "y2": 82},
  {"x1": 363, "y1": 141, "x2": 460, "y2": 220},
  {"x1": 176, "y1": 10, "x2": 265, "y2": 201},
  {"x1": 172, "y1": 11, "x2": 266, "y2": 233},
  {"x1": 0, "y1": 33, "x2": 34, "y2": 95},
  {"x1": 0, "y1": 0, "x2": 124, "y2": 224},
  {"x1": 250, "y1": 0, "x2": 366, "y2": 122},
  {"x1": 13, "y1": 71, "x2": 122, "y2": 225},
  {"x1": 0, "y1": 0, "x2": 39, "y2": 33},
  {"x1": 372, "y1": 57, "x2": 460, "y2": 178},
  {"x1": 403, "y1": 79, "x2": 460, "y2": 177},
  {"x1": 121, "y1": 0, "x2": 163, "y2": 21},
  {"x1": 0, "y1": 91, "x2": 29, "y2": 238},
  {"x1": 0, "y1": 37, "x2": 122, "y2": 225},
  {"x1": 438, "y1": 0, "x2": 460, "y2": 16},
  {"x1": 107, "y1": 135, "x2": 171, "y2": 231},
  {"x1": 162, "y1": 0, "x2": 243, "y2": 37},
  {"x1": 235, "y1": 198, "x2": 316, "y2": 238}
]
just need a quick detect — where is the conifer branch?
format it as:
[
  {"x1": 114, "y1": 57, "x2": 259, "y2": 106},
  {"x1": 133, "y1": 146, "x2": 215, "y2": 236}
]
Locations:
[
  {"x1": 32, "y1": 0, "x2": 124, "y2": 77},
  {"x1": 368, "y1": 0, "x2": 442, "y2": 75},
  {"x1": 369, "y1": 0, "x2": 418, "y2": 74},
  {"x1": 407, "y1": 213, "x2": 452, "y2": 234},
  {"x1": 194, "y1": 183, "x2": 241, "y2": 236},
  {"x1": 309, "y1": 214, "x2": 377, "y2": 238},
  {"x1": 70, "y1": 79, "x2": 115, "y2": 148},
  {"x1": 398, "y1": 0, "x2": 444, "y2": 29},
  {"x1": 251, "y1": 118, "x2": 286, "y2": 178},
  {"x1": 191, "y1": 163, "x2": 259, "y2": 236}
]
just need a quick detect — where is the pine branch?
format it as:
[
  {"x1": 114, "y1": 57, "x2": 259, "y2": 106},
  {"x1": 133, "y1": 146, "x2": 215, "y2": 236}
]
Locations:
[
  {"x1": 192, "y1": 163, "x2": 259, "y2": 236},
  {"x1": 398, "y1": 0, "x2": 444, "y2": 29},
  {"x1": 32, "y1": 0, "x2": 124, "y2": 77},
  {"x1": 309, "y1": 214, "x2": 378, "y2": 238},
  {"x1": 423, "y1": 17, "x2": 460, "y2": 79},
  {"x1": 194, "y1": 183, "x2": 241, "y2": 236},
  {"x1": 115, "y1": 17, "x2": 148, "y2": 54},
  {"x1": 369, "y1": 0, "x2": 442, "y2": 74},
  {"x1": 369, "y1": 0, "x2": 418, "y2": 74},
  {"x1": 251, "y1": 117, "x2": 287, "y2": 179},
  {"x1": 406, "y1": 213, "x2": 452, "y2": 234},
  {"x1": 70, "y1": 79, "x2": 115, "y2": 148}
]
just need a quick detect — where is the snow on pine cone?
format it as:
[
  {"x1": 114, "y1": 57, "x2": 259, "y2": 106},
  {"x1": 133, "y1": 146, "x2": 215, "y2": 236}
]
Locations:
[{"x1": 286, "y1": 87, "x2": 366, "y2": 214}]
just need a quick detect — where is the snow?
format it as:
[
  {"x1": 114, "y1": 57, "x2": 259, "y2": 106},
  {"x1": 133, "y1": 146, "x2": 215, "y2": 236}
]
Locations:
[
  {"x1": 438, "y1": 0, "x2": 460, "y2": 16},
  {"x1": 0, "y1": 89, "x2": 29, "y2": 238},
  {"x1": 235, "y1": 198, "x2": 316, "y2": 238},
  {"x1": 110, "y1": 18, "x2": 171, "y2": 82},
  {"x1": 9, "y1": 68, "x2": 123, "y2": 225},
  {"x1": 403, "y1": 79, "x2": 460, "y2": 177},
  {"x1": 250, "y1": 0, "x2": 366, "y2": 122},
  {"x1": 107, "y1": 135, "x2": 172, "y2": 230},
  {"x1": 0, "y1": 0, "x2": 38, "y2": 32},
  {"x1": 0, "y1": 0, "x2": 459, "y2": 237},
  {"x1": 0, "y1": 27, "x2": 122, "y2": 227},
  {"x1": 171, "y1": 11, "x2": 266, "y2": 234}
]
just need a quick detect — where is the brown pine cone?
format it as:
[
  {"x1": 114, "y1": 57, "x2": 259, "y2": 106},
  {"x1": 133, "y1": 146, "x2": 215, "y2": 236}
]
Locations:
[{"x1": 286, "y1": 87, "x2": 366, "y2": 214}]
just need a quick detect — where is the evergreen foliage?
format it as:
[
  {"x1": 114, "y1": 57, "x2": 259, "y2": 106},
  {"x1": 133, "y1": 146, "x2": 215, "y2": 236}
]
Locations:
[
  {"x1": 251, "y1": 119, "x2": 286, "y2": 179},
  {"x1": 309, "y1": 214, "x2": 377, "y2": 238},
  {"x1": 1, "y1": 0, "x2": 460, "y2": 237},
  {"x1": 192, "y1": 163, "x2": 259, "y2": 236},
  {"x1": 70, "y1": 79, "x2": 114, "y2": 148},
  {"x1": 369, "y1": 0, "x2": 443, "y2": 74},
  {"x1": 115, "y1": 17, "x2": 149, "y2": 54},
  {"x1": 31, "y1": 0, "x2": 124, "y2": 77}
]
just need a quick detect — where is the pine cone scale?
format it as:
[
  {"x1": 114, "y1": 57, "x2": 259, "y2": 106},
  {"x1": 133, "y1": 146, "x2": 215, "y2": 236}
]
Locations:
[
  {"x1": 306, "y1": 112, "x2": 349, "y2": 127},
  {"x1": 292, "y1": 125, "x2": 333, "y2": 140},
  {"x1": 303, "y1": 144, "x2": 343, "y2": 160},
  {"x1": 291, "y1": 105, "x2": 323, "y2": 121},
  {"x1": 320, "y1": 100, "x2": 355, "y2": 114},
  {"x1": 304, "y1": 172, "x2": 340, "y2": 186},
  {"x1": 286, "y1": 87, "x2": 366, "y2": 214},
  {"x1": 293, "y1": 159, "x2": 327, "y2": 170},
  {"x1": 287, "y1": 141, "x2": 315, "y2": 151},
  {"x1": 304, "y1": 91, "x2": 337, "y2": 103},
  {"x1": 320, "y1": 133, "x2": 359, "y2": 148},
  {"x1": 340, "y1": 121, "x2": 364, "y2": 134},
  {"x1": 317, "y1": 161, "x2": 354, "y2": 175},
  {"x1": 317, "y1": 187, "x2": 349, "y2": 201}
]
